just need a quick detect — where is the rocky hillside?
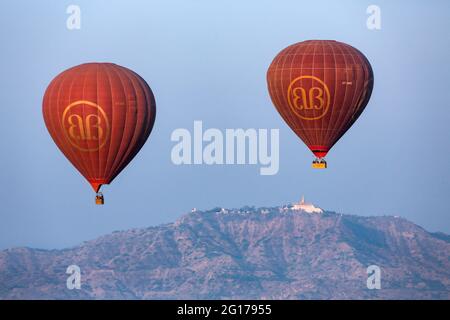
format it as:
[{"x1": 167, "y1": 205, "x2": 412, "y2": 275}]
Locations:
[{"x1": 0, "y1": 206, "x2": 449, "y2": 299}]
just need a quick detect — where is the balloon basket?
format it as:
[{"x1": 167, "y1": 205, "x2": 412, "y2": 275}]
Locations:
[
  {"x1": 312, "y1": 159, "x2": 327, "y2": 169},
  {"x1": 95, "y1": 192, "x2": 104, "y2": 205}
]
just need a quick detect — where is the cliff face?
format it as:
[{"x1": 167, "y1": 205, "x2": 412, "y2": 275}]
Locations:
[{"x1": 1, "y1": 207, "x2": 449, "y2": 299}]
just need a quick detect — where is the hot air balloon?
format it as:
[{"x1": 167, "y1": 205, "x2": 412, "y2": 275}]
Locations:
[
  {"x1": 42, "y1": 63, "x2": 156, "y2": 204},
  {"x1": 267, "y1": 40, "x2": 373, "y2": 168}
]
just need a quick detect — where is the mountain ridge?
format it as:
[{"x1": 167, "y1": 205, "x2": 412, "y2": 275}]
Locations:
[{"x1": 1, "y1": 205, "x2": 449, "y2": 299}]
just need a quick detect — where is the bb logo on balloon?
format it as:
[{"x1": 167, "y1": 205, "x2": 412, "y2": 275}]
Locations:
[
  {"x1": 287, "y1": 75, "x2": 330, "y2": 121},
  {"x1": 62, "y1": 100, "x2": 110, "y2": 152}
]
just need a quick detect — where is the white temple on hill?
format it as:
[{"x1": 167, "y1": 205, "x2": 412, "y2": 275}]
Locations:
[{"x1": 292, "y1": 196, "x2": 323, "y2": 214}]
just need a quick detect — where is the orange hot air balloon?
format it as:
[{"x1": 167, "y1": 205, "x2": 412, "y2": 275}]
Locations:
[
  {"x1": 267, "y1": 40, "x2": 374, "y2": 168},
  {"x1": 42, "y1": 63, "x2": 156, "y2": 204}
]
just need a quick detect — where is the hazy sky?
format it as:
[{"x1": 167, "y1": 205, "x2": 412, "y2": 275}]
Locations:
[{"x1": 1, "y1": 0, "x2": 449, "y2": 249}]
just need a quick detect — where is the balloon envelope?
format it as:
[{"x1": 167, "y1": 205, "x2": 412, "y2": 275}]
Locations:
[
  {"x1": 42, "y1": 63, "x2": 156, "y2": 193},
  {"x1": 267, "y1": 40, "x2": 373, "y2": 159}
]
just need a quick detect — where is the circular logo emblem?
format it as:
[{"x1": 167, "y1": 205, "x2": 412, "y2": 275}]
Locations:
[
  {"x1": 287, "y1": 76, "x2": 331, "y2": 120},
  {"x1": 62, "y1": 100, "x2": 110, "y2": 152}
]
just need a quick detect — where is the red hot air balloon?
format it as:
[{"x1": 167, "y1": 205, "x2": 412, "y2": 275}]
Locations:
[
  {"x1": 42, "y1": 63, "x2": 156, "y2": 204},
  {"x1": 267, "y1": 40, "x2": 374, "y2": 168}
]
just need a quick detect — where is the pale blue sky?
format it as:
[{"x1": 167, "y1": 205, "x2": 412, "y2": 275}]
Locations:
[{"x1": 0, "y1": 0, "x2": 449, "y2": 249}]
